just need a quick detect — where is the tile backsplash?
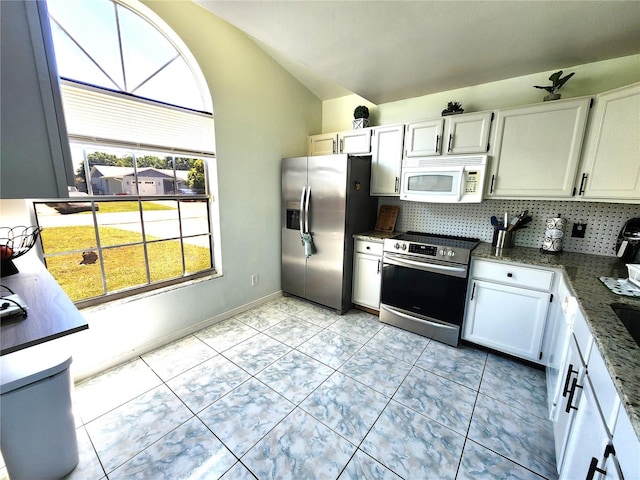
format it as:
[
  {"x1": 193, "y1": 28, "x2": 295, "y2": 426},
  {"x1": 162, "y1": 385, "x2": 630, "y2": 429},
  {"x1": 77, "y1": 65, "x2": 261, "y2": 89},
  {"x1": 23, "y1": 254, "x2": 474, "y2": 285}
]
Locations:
[{"x1": 379, "y1": 198, "x2": 640, "y2": 257}]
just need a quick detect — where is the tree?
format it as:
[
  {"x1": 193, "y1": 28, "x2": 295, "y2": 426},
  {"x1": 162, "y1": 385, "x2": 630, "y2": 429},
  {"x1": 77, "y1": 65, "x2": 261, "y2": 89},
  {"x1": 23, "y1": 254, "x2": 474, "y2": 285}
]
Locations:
[
  {"x1": 187, "y1": 160, "x2": 205, "y2": 191},
  {"x1": 136, "y1": 155, "x2": 171, "y2": 169},
  {"x1": 76, "y1": 151, "x2": 119, "y2": 185}
]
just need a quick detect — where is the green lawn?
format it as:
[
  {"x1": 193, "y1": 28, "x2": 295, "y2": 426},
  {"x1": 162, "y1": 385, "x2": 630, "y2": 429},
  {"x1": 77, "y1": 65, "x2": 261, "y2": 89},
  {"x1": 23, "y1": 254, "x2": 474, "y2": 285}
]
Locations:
[
  {"x1": 81, "y1": 201, "x2": 176, "y2": 214},
  {"x1": 42, "y1": 225, "x2": 211, "y2": 302}
]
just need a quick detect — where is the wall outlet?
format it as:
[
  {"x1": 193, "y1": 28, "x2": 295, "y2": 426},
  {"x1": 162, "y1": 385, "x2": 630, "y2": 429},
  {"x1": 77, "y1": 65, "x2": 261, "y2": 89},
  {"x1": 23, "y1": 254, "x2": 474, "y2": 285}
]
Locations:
[
  {"x1": 572, "y1": 222, "x2": 587, "y2": 238},
  {"x1": 251, "y1": 274, "x2": 259, "y2": 286}
]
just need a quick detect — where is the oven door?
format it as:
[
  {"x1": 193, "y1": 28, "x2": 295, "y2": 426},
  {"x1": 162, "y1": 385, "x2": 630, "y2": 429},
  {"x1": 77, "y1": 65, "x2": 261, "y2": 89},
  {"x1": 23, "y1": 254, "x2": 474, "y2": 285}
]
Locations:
[{"x1": 380, "y1": 254, "x2": 469, "y2": 345}]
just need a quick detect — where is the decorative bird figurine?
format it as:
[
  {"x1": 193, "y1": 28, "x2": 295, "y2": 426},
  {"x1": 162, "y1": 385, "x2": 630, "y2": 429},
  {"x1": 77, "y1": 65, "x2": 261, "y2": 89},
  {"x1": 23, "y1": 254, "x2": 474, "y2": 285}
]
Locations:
[{"x1": 534, "y1": 71, "x2": 575, "y2": 100}]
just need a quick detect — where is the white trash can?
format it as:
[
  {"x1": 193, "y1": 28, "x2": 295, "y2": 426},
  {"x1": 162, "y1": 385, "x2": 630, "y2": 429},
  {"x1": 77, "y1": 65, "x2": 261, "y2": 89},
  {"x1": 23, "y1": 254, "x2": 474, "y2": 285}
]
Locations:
[{"x1": 1, "y1": 350, "x2": 79, "y2": 480}]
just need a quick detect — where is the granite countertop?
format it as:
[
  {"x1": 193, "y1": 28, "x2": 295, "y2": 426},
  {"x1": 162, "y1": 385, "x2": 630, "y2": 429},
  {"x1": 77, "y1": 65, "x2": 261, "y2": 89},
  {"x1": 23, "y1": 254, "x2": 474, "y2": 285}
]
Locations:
[
  {"x1": 353, "y1": 230, "x2": 400, "y2": 242},
  {"x1": 473, "y1": 242, "x2": 640, "y2": 439}
]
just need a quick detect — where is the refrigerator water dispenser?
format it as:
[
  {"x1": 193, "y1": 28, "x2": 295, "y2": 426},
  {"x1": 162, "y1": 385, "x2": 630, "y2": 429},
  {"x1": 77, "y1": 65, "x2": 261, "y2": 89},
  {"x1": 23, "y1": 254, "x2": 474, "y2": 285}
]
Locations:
[{"x1": 286, "y1": 202, "x2": 301, "y2": 230}]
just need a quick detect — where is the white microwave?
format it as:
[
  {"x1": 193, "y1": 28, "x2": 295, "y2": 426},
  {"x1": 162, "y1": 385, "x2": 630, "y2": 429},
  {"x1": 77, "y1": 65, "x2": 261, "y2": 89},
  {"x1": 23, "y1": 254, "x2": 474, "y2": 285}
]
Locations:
[{"x1": 400, "y1": 155, "x2": 488, "y2": 203}]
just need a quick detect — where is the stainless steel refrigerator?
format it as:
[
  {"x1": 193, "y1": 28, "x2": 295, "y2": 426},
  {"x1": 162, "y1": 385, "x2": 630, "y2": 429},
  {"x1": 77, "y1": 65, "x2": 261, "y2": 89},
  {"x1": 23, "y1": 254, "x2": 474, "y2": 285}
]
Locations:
[{"x1": 282, "y1": 154, "x2": 378, "y2": 313}]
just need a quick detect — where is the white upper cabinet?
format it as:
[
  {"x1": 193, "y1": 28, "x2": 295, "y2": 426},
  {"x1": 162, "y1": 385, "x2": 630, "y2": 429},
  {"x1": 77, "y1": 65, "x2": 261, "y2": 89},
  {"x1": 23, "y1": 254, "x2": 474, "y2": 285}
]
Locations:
[
  {"x1": 308, "y1": 129, "x2": 372, "y2": 156},
  {"x1": 443, "y1": 111, "x2": 493, "y2": 154},
  {"x1": 487, "y1": 97, "x2": 591, "y2": 198},
  {"x1": 576, "y1": 83, "x2": 640, "y2": 202},
  {"x1": 308, "y1": 132, "x2": 338, "y2": 156},
  {"x1": 338, "y1": 129, "x2": 372, "y2": 155},
  {"x1": 405, "y1": 111, "x2": 493, "y2": 158},
  {"x1": 405, "y1": 118, "x2": 444, "y2": 157},
  {"x1": 1, "y1": 1, "x2": 74, "y2": 199},
  {"x1": 370, "y1": 124, "x2": 405, "y2": 196}
]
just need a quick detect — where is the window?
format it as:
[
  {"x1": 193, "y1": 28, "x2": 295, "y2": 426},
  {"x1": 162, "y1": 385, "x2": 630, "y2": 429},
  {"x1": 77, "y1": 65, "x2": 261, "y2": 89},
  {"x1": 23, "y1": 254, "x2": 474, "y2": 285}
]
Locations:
[{"x1": 38, "y1": 0, "x2": 218, "y2": 306}]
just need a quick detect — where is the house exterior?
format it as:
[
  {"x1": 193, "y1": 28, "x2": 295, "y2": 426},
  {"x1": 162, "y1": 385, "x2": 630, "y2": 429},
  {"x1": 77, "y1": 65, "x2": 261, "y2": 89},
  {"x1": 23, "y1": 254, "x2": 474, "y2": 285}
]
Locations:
[{"x1": 89, "y1": 165, "x2": 189, "y2": 196}]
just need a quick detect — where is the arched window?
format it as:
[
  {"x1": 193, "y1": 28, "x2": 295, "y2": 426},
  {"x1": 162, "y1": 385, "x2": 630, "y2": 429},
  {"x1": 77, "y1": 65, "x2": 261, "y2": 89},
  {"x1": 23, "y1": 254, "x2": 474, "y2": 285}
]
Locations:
[
  {"x1": 47, "y1": 0, "x2": 211, "y2": 113},
  {"x1": 34, "y1": 0, "x2": 219, "y2": 306}
]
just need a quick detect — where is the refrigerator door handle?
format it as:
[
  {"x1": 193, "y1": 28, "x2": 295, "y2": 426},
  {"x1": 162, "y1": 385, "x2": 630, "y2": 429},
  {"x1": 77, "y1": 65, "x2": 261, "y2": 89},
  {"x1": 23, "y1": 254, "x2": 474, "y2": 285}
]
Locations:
[
  {"x1": 304, "y1": 186, "x2": 311, "y2": 233},
  {"x1": 299, "y1": 186, "x2": 306, "y2": 235}
]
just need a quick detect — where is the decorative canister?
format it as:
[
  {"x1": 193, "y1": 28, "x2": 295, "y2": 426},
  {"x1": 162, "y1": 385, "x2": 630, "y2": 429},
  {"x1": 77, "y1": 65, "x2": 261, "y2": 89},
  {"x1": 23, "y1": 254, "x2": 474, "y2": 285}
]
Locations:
[{"x1": 542, "y1": 215, "x2": 566, "y2": 254}]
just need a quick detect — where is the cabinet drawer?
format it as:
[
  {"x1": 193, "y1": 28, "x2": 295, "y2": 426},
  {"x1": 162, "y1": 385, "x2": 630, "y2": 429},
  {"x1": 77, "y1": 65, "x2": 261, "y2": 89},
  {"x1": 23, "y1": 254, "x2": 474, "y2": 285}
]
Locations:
[
  {"x1": 355, "y1": 240, "x2": 383, "y2": 256},
  {"x1": 472, "y1": 260, "x2": 554, "y2": 291}
]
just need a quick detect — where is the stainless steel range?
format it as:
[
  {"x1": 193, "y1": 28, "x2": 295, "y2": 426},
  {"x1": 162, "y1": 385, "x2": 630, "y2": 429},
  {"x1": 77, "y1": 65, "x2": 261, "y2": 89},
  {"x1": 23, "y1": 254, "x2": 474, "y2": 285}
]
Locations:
[{"x1": 380, "y1": 231, "x2": 480, "y2": 346}]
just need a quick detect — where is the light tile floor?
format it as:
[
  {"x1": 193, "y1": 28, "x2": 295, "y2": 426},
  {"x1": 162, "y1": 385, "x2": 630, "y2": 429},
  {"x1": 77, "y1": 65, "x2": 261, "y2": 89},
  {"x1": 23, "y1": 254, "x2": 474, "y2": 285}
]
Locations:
[{"x1": 1, "y1": 296, "x2": 558, "y2": 480}]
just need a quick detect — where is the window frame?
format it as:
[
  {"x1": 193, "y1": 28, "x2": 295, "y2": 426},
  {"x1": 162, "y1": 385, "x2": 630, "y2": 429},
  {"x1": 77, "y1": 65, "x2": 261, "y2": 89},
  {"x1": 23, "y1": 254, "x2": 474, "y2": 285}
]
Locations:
[
  {"x1": 36, "y1": 0, "x2": 221, "y2": 307},
  {"x1": 33, "y1": 143, "x2": 217, "y2": 308}
]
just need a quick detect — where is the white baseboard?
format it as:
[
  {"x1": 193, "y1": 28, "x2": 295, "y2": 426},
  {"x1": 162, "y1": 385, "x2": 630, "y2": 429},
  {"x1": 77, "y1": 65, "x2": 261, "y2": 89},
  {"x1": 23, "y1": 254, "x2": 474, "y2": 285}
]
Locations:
[{"x1": 72, "y1": 291, "x2": 283, "y2": 383}]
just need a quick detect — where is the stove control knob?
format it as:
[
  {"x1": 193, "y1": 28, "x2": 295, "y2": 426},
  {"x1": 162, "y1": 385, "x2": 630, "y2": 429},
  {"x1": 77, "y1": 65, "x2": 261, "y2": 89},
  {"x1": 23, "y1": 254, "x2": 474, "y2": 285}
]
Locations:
[
  {"x1": 401, "y1": 244, "x2": 407, "y2": 250},
  {"x1": 448, "y1": 250, "x2": 455, "y2": 257},
  {"x1": 439, "y1": 249, "x2": 445, "y2": 256},
  {"x1": 395, "y1": 243, "x2": 401, "y2": 250}
]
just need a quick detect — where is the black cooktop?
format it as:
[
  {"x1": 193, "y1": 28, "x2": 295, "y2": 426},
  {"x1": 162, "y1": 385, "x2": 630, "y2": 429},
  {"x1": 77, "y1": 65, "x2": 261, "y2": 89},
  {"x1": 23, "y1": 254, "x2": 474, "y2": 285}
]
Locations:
[{"x1": 396, "y1": 231, "x2": 481, "y2": 251}]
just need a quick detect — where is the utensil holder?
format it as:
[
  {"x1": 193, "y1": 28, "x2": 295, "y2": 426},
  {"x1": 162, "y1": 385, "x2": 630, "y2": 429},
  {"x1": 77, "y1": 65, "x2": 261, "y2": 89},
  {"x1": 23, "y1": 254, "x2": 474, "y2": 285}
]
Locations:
[{"x1": 492, "y1": 230, "x2": 515, "y2": 249}]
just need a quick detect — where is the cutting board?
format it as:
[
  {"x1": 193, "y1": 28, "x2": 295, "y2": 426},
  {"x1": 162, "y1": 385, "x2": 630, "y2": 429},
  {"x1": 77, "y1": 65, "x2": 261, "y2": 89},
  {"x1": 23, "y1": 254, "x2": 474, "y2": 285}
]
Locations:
[{"x1": 375, "y1": 205, "x2": 399, "y2": 232}]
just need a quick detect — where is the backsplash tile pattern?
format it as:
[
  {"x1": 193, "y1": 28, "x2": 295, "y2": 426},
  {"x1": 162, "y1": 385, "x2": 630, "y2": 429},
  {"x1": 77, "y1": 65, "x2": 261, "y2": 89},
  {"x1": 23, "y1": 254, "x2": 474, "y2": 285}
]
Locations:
[{"x1": 379, "y1": 199, "x2": 640, "y2": 257}]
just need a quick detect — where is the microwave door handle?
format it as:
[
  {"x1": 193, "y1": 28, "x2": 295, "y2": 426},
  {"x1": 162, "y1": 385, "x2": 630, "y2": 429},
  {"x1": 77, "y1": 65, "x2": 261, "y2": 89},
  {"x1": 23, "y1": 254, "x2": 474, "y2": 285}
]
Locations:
[
  {"x1": 299, "y1": 186, "x2": 306, "y2": 235},
  {"x1": 304, "y1": 186, "x2": 311, "y2": 233},
  {"x1": 456, "y1": 167, "x2": 465, "y2": 202}
]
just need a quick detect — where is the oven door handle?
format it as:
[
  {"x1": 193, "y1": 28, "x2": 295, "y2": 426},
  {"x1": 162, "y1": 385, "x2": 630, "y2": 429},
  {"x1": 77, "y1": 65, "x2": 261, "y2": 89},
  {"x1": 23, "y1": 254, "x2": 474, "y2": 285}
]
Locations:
[
  {"x1": 383, "y1": 253, "x2": 467, "y2": 276},
  {"x1": 380, "y1": 304, "x2": 459, "y2": 333}
]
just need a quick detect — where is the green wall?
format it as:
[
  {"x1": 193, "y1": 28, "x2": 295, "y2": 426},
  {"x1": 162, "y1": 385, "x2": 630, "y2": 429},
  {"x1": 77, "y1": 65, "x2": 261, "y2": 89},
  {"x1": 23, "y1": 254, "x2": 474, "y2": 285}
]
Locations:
[
  {"x1": 322, "y1": 55, "x2": 640, "y2": 133},
  {"x1": 64, "y1": 1, "x2": 322, "y2": 380}
]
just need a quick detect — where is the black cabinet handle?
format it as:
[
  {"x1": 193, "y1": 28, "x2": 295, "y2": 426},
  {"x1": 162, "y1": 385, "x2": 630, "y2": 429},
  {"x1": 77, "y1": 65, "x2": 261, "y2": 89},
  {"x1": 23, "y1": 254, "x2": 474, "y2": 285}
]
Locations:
[
  {"x1": 377, "y1": 259, "x2": 381, "y2": 274},
  {"x1": 578, "y1": 173, "x2": 588, "y2": 195},
  {"x1": 562, "y1": 363, "x2": 578, "y2": 397},
  {"x1": 435, "y1": 135, "x2": 440, "y2": 153},
  {"x1": 395, "y1": 176, "x2": 399, "y2": 193},
  {"x1": 565, "y1": 377, "x2": 583, "y2": 413},
  {"x1": 332, "y1": 139, "x2": 336, "y2": 154},
  {"x1": 586, "y1": 457, "x2": 606, "y2": 480},
  {"x1": 490, "y1": 174, "x2": 495, "y2": 194},
  {"x1": 507, "y1": 273, "x2": 513, "y2": 278},
  {"x1": 448, "y1": 134, "x2": 453, "y2": 152},
  {"x1": 470, "y1": 282, "x2": 476, "y2": 301}
]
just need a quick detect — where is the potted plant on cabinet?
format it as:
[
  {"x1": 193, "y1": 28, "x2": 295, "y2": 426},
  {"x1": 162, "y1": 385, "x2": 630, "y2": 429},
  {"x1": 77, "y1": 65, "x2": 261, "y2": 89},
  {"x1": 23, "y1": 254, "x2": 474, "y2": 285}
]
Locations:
[
  {"x1": 534, "y1": 70, "x2": 575, "y2": 101},
  {"x1": 442, "y1": 101, "x2": 464, "y2": 116},
  {"x1": 353, "y1": 105, "x2": 370, "y2": 129}
]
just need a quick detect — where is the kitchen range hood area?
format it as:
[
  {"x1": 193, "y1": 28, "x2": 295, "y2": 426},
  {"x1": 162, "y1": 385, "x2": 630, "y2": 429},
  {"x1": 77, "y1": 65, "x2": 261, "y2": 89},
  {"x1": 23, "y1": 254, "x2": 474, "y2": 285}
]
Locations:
[{"x1": 1, "y1": 0, "x2": 639, "y2": 478}]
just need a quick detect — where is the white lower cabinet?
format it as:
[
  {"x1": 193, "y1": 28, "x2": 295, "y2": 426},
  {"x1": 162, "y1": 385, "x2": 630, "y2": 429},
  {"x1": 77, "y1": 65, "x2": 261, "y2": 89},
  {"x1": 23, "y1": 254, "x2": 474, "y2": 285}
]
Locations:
[
  {"x1": 553, "y1": 330, "x2": 588, "y2": 469},
  {"x1": 352, "y1": 239, "x2": 383, "y2": 310},
  {"x1": 556, "y1": 324, "x2": 638, "y2": 480},
  {"x1": 463, "y1": 259, "x2": 553, "y2": 363},
  {"x1": 545, "y1": 273, "x2": 577, "y2": 419},
  {"x1": 560, "y1": 376, "x2": 620, "y2": 480},
  {"x1": 612, "y1": 403, "x2": 640, "y2": 480}
]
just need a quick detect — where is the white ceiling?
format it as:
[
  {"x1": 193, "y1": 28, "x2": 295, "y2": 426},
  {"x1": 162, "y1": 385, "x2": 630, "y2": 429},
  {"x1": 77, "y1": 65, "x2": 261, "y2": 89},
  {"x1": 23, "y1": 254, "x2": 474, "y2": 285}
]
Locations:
[{"x1": 194, "y1": 1, "x2": 640, "y2": 104}]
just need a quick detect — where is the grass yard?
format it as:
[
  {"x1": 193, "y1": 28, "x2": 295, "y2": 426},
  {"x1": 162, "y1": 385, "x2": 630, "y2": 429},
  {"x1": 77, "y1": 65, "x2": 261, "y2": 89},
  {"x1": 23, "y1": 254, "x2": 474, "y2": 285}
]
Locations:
[
  {"x1": 42, "y1": 225, "x2": 211, "y2": 302},
  {"x1": 81, "y1": 201, "x2": 176, "y2": 214}
]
